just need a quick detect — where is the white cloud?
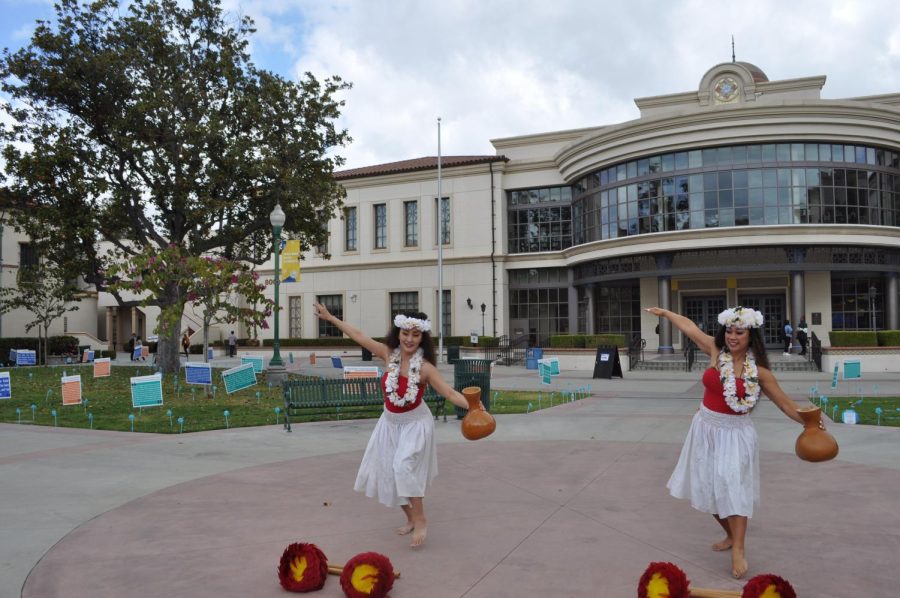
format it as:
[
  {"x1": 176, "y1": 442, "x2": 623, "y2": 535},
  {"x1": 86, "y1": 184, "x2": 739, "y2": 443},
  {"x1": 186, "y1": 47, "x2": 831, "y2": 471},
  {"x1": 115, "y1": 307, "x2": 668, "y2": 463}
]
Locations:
[{"x1": 6, "y1": 0, "x2": 900, "y2": 170}]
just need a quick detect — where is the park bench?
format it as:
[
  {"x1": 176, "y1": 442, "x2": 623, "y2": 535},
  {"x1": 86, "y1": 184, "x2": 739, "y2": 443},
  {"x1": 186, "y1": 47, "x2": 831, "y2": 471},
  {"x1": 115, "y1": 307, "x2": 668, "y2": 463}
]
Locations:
[{"x1": 282, "y1": 377, "x2": 447, "y2": 432}]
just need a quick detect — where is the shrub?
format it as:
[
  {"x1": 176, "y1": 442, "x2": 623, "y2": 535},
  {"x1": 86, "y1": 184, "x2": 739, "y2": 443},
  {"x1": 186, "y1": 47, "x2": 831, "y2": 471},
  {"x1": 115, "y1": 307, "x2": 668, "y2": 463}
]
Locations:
[
  {"x1": 828, "y1": 331, "x2": 877, "y2": 346},
  {"x1": 876, "y1": 330, "x2": 900, "y2": 346},
  {"x1": 549, "y1": 335, "x2": 586, "y2": 348},
  {"x1": 47, "y1": 336, "x2": 79, "y2": 355},
  {"x1": 584, "y1": 334, "x2": 627, "y2": 348}
]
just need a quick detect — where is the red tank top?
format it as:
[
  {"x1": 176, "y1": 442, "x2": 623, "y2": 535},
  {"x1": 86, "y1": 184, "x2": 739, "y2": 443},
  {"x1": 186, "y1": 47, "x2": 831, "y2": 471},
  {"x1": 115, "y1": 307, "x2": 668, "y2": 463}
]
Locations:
[
  {"x1": 702, "y1": 367, "x2": 747, "y2": 415},
  {"x1": 381, "y1": 371, "x2": 425, "y2": 413}
]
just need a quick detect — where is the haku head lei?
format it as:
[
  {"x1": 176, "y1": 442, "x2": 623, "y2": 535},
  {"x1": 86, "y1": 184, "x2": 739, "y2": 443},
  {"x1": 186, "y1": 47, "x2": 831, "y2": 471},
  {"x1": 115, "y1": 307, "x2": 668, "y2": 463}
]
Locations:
[
  {"x1": 393, "y1": 314, "x2": 432, "y2": 333},
  {"x1": 717, "y1": 306, "x2": 764, "y2": 329}
]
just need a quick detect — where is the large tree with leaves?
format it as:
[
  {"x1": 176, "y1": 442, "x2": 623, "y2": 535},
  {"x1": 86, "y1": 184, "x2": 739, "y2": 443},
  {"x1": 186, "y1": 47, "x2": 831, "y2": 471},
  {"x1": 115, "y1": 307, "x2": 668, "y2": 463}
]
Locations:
[{"x1": 0, "y1": 0, "x2": 349, "y2": 373}]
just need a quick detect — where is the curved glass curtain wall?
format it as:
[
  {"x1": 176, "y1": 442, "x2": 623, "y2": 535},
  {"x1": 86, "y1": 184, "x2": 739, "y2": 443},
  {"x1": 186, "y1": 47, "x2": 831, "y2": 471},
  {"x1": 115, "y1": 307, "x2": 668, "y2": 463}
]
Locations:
[{"x1": 572, "y1": 143, "x2": 900, "y2": 244}]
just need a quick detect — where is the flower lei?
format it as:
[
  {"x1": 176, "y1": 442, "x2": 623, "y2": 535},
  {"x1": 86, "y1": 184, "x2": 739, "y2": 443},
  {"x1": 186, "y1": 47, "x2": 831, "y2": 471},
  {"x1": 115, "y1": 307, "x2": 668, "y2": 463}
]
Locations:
[
  {"x1": 384, "y1": 348, "x2": 423, "y2": 407},
  {"x1": 719, "y1": 349, "x2": 761, "y2": 413}
]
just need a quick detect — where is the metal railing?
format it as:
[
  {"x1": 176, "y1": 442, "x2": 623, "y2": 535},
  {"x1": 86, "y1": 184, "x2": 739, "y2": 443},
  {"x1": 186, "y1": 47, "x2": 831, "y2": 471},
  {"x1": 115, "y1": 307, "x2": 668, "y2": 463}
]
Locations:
[
  {"x1": 684, "y1": 338, "x2": 698, "y2": 372},
  {"x1": 482, "y1": 334, "x2": 527, "y2": 365},
  {"x1": 628, "y1": 336, "x2": 645, "y2": 370},
  {"x1": 810, "y1": 332, "x2": 822, "y2": 371}
]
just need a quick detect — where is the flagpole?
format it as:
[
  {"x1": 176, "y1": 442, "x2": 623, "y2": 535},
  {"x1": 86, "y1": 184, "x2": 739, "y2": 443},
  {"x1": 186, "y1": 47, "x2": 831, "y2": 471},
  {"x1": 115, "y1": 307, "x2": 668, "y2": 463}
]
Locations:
[{"x1": 437, "y1": 117, "x2": 444, "y2": 363}]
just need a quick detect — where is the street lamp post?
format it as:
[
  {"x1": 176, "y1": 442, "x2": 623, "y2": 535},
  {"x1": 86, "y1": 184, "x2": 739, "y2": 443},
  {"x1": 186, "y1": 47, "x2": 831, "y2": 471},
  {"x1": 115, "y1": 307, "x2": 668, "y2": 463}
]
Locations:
[
  {"x1": 868, "y1": 285, "x2": 878, "y2": 333},
  {"x1": 480, "y1": 302, "x2": 486, "y2": 337},
  {"x1": 268, "y1": 204, "x2": 286, "y2": 384}
]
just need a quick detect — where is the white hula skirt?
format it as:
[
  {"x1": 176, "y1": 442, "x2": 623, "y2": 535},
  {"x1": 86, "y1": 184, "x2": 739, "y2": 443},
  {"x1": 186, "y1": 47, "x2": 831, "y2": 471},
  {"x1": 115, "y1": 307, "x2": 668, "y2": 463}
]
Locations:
[
  {"x1": 666, "y1": 405, "x2": 760, "y2": 518},
  {"x1": 354, "y1": 400, "x2": 438, "y2": 508}
]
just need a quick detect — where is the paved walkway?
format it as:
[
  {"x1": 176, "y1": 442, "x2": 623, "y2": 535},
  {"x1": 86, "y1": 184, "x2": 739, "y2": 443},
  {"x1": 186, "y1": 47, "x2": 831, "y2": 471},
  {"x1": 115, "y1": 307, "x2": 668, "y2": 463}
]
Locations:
[{"x1": 2, "y1": 364, "x2": 899, "y2": 597}]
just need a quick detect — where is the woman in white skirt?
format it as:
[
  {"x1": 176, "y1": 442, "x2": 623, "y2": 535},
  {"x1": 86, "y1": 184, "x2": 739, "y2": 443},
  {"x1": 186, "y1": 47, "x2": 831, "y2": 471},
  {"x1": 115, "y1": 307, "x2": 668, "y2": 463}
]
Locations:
[
  {"x1": 313, "y1": 303, "x2": 470, "y2": 547},
  {"x1": 646, "y1": 306, "x2": 804, "y2": 579}
]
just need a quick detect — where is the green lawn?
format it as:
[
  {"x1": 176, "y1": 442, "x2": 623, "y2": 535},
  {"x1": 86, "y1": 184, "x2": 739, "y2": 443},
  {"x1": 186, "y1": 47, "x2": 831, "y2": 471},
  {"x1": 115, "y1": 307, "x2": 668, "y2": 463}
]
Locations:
[
  {"x1": 0, "y1": 365, "x2": 592, "y2": 433},
  {"x1": 811, "y1": 395, "x2": 900, "y2": 426}
]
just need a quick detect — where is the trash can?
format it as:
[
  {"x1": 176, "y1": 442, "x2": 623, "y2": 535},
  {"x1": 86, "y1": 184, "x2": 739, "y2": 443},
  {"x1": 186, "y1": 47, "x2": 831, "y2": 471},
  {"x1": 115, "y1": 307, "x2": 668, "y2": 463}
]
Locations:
[
  {"x1": 453, "y1": 358, "x2": 492, "y2": 418},
  {"x1": 525, "y1": 347, "x2": 543, "y2": 370},
  {"x1": 447, "y1": 345, "x2": 460, "y2": 364},
  {"x1": 361, "y1": 347, "x2": 373, "y2": 361}
]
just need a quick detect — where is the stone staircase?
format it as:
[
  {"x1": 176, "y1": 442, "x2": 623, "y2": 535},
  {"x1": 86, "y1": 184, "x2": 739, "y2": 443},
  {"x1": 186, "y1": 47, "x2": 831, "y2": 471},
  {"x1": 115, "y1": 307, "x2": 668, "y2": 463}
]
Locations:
[{"x1": 632, "y1": 352, "x2": 819, "y2": 372}]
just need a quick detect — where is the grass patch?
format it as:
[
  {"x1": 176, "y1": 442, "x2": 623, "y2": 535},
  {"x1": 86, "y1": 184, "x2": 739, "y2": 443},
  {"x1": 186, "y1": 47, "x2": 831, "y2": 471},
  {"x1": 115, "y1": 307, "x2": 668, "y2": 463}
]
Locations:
[
  {"x1": 811, "y1": 395, "x2": 900, "y2": 426},
  {"x1": 0, "y1": 366, "x2": 593, "y2": 433}
]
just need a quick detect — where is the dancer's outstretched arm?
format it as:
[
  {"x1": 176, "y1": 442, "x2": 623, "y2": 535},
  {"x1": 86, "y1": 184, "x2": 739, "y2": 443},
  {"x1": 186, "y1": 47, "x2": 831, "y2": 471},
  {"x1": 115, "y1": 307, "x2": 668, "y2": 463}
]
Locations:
[
  {"x1": 313, "y1": 302, "x2": 390, "y2": 362},
  {"x1": 645, "y1": 307, "x2": 717, "y2": 357}
]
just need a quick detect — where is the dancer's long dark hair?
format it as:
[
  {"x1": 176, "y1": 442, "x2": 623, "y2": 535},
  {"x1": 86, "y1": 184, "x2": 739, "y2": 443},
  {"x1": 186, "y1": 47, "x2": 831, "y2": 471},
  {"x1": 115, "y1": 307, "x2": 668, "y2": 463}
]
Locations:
[
  {"x1": 714, "y1": 326, "x2": 770, "y2": 369},
  {"x1": 385, "y1": 311, "x2": 437, "y2": 365}
]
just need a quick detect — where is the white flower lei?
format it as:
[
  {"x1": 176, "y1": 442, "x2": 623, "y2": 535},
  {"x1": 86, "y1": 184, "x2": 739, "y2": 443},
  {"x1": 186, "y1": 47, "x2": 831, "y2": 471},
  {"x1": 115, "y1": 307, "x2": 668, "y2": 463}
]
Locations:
[
  {"x1": 719, "y1": 349, "x2": 761, "y2": 413},
  {"x1": 384, "y1": 348, "x2": 424, "y2": 407}
]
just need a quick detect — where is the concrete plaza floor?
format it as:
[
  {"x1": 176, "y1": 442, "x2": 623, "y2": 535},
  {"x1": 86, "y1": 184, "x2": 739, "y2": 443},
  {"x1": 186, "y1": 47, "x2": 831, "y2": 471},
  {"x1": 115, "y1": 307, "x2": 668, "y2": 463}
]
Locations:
[{"x1": 1, "y1": 362, "x2": 899, "y2": 597}]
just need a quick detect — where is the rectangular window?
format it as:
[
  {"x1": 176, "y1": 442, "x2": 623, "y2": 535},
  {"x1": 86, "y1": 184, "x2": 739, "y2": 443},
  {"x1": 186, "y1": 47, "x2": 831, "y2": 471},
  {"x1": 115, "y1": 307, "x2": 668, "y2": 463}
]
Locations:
[
  {"x1": 315, "y1": 210, "x2": 328, "y2": 255},
  {"x1": 374, "y1": 204, "x2": 387, "y2": 249},
  {"x1": 344, "y1": 207, "x2": 357, "y2": 251},
  {"x1": 390, "y1": 292, "x2": 419, "y2": 320},
  {"x1": 19, "y1": 243, "x2": 38, "y2": 269},
  {"x1": 404, "y1": 201, "x2": 418, "y2": 247},
  {"x1": 289, "y1": 296, "x2": 302, "y2": 338},
  {"x1": 317, "y1": 295, "x2": 343, "y2": 337},
  {"x1": 435, "y1": 196, "x2": 450, "y2": 245}
]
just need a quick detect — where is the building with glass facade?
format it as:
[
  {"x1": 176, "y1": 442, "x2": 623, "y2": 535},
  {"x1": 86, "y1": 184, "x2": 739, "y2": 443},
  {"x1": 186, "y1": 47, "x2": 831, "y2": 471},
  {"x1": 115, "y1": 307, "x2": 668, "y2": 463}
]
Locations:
[{"x1": 299, "y1": 61, "x2": 899, "y2": 352}]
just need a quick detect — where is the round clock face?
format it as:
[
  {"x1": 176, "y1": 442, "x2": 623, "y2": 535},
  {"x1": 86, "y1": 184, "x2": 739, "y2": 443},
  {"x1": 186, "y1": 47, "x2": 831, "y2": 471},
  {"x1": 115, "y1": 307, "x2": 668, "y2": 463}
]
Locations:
[{"x1": 714, "y1": 76, "x2": 739, "y2": 102}]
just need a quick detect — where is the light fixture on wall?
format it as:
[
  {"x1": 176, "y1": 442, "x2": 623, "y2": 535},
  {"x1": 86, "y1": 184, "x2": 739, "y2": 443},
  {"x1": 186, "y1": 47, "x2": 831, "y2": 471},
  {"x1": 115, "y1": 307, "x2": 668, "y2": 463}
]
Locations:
[
  {"x1": 350, "y1": 294, "x2": 358, "y2": 303},
  {"x1": 466, "y1": 298, "x2": 473, "y2": 309}
]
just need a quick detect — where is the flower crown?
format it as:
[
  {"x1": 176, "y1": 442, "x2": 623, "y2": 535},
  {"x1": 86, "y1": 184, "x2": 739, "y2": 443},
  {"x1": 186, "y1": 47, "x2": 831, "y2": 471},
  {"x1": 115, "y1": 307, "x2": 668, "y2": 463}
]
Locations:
[
  {"x1": 717, "y1": 306, "x2": 764, "y2": 329},
  {"x1": 393, "y1": 314, "x2": 432, "y2": 333}
]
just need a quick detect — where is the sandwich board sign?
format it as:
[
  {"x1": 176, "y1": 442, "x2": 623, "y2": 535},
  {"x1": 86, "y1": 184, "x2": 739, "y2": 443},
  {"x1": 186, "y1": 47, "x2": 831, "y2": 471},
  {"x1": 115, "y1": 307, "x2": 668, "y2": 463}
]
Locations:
[{"x1": 592, "y1": 346, "x2": 623, "y2": 379}]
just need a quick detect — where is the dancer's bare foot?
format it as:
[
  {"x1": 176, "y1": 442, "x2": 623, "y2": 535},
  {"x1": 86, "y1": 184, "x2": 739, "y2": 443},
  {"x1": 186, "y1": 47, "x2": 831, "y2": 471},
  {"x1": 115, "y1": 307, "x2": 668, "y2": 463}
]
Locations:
[
  {"x1": 731, "y1": 548, "x2": 748, "y2": 579},
  {"x1": 711, "y1": 537, "x2": 733, "y2": 551},
  {"x1": 410, "y1": 522, "x2": 427, "y2": 547},
  {"x1": 396, "y1": 521, "x2": 415, "y2": 535}
]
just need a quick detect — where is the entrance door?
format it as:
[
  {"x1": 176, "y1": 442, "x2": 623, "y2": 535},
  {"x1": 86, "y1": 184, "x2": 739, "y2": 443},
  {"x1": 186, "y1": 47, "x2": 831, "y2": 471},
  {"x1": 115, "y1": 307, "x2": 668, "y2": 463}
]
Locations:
[
  {"x1": 737, "y1": 294, "x2": 785, "y2": 347},
  {"x1": 683, "y1": 296, "x2": 727, "y2": 339}
]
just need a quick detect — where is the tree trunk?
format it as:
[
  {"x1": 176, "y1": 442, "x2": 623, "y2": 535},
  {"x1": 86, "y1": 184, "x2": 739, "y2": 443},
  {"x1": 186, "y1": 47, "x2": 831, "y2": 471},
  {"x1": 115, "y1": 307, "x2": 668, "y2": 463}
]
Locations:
[
  {"x1": 158, "y1": 315, "x2": 182, "y2": 374},
  {"x1": 156, "y1": 282, "x2": 185, "y2": 374},
  {"x1": 202, "y1": 320, "x2": 211, "y2": 363}
]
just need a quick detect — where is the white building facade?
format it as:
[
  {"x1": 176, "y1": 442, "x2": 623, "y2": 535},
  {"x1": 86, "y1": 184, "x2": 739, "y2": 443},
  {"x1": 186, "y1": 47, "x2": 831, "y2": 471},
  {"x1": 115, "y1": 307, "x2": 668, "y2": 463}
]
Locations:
[{"x1": 279, "y1": 61, "x2": 900, "y2": 352}]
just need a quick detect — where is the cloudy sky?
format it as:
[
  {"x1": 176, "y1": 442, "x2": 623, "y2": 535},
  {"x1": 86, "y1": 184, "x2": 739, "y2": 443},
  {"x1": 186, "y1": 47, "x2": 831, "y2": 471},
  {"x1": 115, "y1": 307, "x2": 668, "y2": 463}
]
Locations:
[{"x1": 2, "y1": 0, "x2": 899, "y2": 170}]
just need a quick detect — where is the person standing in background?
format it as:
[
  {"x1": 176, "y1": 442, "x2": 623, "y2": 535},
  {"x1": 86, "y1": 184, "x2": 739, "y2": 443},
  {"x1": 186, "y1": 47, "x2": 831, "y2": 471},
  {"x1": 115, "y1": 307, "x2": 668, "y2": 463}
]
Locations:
[
  {"x1": 797, "y1": 316, "x2": 810, "y2": 356},
  {"x1": 228, "y1": 330, "x2": 237, "y2": 357},
  {"x1": 782, "y1": 320, "x2": 793, "y2": 356}
]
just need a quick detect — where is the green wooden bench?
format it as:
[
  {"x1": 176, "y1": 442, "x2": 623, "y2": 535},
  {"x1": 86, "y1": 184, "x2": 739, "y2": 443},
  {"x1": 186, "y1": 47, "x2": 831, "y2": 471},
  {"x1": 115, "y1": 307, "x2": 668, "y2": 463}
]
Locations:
[{"x1": 282, "y1": 377, "x2": 447, "y2": 432}]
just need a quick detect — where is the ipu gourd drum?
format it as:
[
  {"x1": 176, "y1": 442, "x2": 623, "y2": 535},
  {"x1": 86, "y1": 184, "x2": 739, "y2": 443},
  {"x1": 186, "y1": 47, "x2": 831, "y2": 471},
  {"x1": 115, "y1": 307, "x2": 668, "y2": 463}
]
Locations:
[{"x1": 460, "y1": 386, "x2": 496, "y2": 441}]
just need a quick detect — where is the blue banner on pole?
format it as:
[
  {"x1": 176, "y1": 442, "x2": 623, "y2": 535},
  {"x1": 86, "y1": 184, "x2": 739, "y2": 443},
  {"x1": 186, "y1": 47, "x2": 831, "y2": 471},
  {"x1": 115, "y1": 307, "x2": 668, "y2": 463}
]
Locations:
[{"x1": 185, "y1": 363, "x2": 213, "y2": 385}]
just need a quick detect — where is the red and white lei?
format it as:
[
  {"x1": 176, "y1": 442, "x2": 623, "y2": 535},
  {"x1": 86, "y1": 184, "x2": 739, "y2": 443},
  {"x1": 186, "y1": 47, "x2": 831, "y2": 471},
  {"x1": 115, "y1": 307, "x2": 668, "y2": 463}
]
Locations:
[
  {"x1": 384, "y1": 348, "x2": 423, "y2": 407},
  {"x1": 719, "y1": 349, "x2": 761, "y2": 413}
]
